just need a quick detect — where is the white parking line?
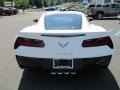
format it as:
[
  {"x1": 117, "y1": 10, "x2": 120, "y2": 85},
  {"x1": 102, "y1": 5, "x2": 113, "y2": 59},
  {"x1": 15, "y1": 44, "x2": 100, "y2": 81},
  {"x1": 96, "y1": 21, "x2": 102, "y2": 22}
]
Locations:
[
  {"x1": 115, "y1": 31, "x2": 120, "y2": 36},
  {"x1": 107, "y1": 29, "x2": 113, "y2": 32},
  {"x1": 107, "y1": 29, "x2": 120, "y2": 37}
]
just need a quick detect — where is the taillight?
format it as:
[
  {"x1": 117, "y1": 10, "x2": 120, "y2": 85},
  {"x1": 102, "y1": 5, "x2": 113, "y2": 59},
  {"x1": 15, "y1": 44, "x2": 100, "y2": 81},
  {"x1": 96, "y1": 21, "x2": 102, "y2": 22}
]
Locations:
[
  {"x1": 18, "y1": 37, "x2": 32, "y2": 46},
  {"x1": 14, "y1": 37, "x2": 45, "y2": 49},
  {"x1": 82, "y1": 37, "x2": 113, "y2": 49}
]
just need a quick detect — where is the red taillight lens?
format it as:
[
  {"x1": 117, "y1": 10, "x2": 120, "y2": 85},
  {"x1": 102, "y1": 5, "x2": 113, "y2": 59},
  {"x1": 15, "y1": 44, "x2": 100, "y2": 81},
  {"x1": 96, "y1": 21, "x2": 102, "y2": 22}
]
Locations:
[
  {"x1": 33, "y1": 39, "x2": 45, "y2": 47},
  {"x1": 18, "y1": 37, "x2": 32, "y2": 46},
  {"x1": 82, "y1": 37, "x2": 113, "y2": 49},
  {"x1": 14, "y1": 37, "x2": 45, "y2": 49},
  {"x1": 82, "y1": 39, "x2": 93, "y2": 46},
  {"x1": 96, "y1": 37, "x2": 109, "y2": 45}
]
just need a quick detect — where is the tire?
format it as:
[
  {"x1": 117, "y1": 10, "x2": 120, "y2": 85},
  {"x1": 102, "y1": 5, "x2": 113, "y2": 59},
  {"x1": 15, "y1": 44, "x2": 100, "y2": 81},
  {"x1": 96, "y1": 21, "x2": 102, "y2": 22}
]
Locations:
[
  {"x1": 100, "y1": 64, "x2": 109, "y2": 69},
  {"x1": 8, "y1": 13, "x2": 11, "y2": 16},
  {"x1": 99, "y1": 60, "x2": 111, "y2": 69},
  {"x1": 97, "y1": 13, "x2": 103, "y2": 20},
  {"x1": 97, "y1": 55, "x2": 112, "y2": 69},
  {"x1": 92, "y1": 16, "x2": 96, "y2": 19},
  {"x1": 19, "y1": 64, "x2": 25, "y2": 69},
  {"x1": 2, "y1": 12, "x2": 5, "y2": 16}
]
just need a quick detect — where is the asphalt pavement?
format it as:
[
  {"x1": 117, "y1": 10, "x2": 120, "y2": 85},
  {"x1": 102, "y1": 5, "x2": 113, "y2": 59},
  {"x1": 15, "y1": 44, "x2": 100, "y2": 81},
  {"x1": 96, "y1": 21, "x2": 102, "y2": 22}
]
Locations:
[{"x1": 0, "y1": 12, "x2": 120, "y2": 90}]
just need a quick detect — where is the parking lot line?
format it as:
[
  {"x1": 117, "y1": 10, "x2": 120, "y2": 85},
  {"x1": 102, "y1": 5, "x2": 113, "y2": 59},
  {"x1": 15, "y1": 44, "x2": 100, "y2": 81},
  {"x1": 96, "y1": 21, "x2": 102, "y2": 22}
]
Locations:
[
  {"x1": 108, "y1": 29, "x2": 114, "y2": 32},
  {"x1": 115, "y1": 31, "x2": 120, "y2": 36}
]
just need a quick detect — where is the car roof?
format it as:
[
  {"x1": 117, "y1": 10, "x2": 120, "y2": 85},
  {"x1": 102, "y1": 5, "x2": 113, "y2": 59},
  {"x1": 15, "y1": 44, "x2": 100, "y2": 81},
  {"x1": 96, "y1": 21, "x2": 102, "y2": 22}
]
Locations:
[
  {"x1": 104, "y1": 3, "x2": 120, "y2": 5},
  {"x1": 36, "y1": 11, "x2": 89, "y2": 32},
  {"x1": 43, "y1": 11, "x2": 84, "y2": 16}
]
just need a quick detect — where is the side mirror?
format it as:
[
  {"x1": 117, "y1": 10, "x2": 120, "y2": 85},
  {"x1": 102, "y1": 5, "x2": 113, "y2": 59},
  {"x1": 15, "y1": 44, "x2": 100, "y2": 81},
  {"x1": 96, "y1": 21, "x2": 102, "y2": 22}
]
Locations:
[{"x1": 33, "y1": 19, "x2": 38, "y2": 23}]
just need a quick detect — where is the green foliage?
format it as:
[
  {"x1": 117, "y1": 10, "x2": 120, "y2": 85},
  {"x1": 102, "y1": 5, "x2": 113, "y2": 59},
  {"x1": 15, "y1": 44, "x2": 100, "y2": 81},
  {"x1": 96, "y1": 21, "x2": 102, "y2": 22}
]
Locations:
[
  {"x1": 14, "y1": 0, "x2": 29, "y2": 9},
  {"x1": 32, "y1": 0, "x2": 42, "y2": 8},
  {"x1": 13, "y1": 0, "x2": 84, "y2": 9},
  {"x1": 0, "y1": 0, "x2": 4, "y2": 6}
]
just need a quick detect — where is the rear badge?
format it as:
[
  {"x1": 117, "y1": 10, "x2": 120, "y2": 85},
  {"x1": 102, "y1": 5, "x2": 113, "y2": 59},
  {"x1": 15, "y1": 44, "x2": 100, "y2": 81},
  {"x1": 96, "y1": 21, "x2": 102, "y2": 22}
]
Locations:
[{"x1": 58, "y1": 41, "x2": 69, "y2": 48}]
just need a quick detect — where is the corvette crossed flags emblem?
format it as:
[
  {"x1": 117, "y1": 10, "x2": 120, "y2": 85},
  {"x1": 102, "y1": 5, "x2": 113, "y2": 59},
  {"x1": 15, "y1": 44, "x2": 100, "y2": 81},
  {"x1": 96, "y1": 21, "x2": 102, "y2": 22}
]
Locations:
[{"x1": 58, "y1": 41, "x2": 69, "y2": 48}]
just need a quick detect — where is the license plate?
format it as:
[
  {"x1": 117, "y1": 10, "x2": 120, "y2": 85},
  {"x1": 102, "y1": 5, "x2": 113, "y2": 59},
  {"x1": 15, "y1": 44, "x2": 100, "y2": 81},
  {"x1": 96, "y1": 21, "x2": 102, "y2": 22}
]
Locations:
[{"x1": 53, "y1": 59, "x2": 73, "y2": 69}]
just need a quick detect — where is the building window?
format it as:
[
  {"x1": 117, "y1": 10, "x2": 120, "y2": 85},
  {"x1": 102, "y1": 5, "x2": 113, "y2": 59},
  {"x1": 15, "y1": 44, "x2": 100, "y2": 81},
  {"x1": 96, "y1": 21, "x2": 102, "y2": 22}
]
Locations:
[{"x1": 104, "y1": 0, "x2": 111, "y2": 3}]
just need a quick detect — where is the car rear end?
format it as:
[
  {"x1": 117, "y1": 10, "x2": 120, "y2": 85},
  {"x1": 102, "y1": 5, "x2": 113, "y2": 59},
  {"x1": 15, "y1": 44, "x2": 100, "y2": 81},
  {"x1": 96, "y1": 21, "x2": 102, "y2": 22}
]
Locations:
[
  {"x1": 14, "y1": 12, "x2": 114, "y2": 73},
  {"x1": 3, "y1": 7, "x2": 13, "y2": 15},
  {"x1": 11, "y1": 7, "x2": 18, "y2": 14},
  {"x1": 14, "y1": 31, "x2": 113, "y2": 74}
]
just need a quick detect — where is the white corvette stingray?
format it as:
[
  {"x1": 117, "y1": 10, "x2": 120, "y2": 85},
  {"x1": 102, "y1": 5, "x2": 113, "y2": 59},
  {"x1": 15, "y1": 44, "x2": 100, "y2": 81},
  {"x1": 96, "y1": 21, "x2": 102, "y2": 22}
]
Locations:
[{"x1": 14, "y1": 11, "x2": 113, "y2": 74}]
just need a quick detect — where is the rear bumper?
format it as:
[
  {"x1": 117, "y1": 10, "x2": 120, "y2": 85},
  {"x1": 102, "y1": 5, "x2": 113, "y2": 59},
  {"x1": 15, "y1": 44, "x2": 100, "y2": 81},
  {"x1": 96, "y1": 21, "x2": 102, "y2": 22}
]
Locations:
[{"x1": 16, "y1": 55, "x2": 112, "y2": 71}]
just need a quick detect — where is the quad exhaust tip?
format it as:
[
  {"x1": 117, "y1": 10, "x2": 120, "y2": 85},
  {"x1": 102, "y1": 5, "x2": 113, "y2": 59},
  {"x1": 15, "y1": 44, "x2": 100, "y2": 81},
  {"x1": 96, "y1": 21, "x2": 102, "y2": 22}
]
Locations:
[{"x1": 50, "y1": 72, "x2": 76, "y2": 75}]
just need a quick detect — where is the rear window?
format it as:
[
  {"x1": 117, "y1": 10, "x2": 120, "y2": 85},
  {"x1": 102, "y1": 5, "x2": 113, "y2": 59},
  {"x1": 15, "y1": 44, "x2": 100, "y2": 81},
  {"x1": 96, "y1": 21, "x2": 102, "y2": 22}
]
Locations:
[{"x1": 44, "y1": 14, "x2": 82, "y2": 30}]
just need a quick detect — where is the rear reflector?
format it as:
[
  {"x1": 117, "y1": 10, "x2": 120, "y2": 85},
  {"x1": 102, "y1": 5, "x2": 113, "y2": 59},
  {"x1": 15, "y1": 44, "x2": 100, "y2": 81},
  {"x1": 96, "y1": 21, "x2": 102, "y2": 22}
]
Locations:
[
  {"x1": 14, "y1": 37, "x2": 45, "y2": 49},
  {"x1": 82, "y1": 37, "x2": 113, "y2": 49}
]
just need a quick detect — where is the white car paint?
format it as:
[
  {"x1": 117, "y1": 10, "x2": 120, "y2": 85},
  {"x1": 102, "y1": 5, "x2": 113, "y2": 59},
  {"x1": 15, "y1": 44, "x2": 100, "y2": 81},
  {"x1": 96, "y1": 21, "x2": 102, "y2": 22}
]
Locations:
[{"x1": 14, "y1": 11, "x2": 113, "y2": 59}]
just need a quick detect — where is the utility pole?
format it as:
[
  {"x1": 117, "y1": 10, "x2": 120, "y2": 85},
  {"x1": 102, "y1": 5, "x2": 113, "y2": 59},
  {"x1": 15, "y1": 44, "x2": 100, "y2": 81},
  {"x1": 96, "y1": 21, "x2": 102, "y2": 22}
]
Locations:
[
  {"x1": 42, "y1": 0, "x2": 44, "y2": 10},
  {"x1": 31, "y1": 0, "x2": 34, "y2": 7}
]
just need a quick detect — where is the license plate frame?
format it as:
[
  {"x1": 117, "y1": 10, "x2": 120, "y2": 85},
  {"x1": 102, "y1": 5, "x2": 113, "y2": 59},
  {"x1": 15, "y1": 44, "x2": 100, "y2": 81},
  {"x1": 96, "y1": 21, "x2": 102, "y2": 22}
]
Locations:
[{"x1": 53, "y1": 59, "x2": 73, "y2": 69}]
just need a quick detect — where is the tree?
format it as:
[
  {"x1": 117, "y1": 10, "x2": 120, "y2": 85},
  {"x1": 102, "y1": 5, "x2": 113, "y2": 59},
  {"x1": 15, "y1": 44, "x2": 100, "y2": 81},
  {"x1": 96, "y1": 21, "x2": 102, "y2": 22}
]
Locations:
[
  {"x1": 29, "y1": 0, "x2": 34, "y2": 7},
  {"x1": 43, "y1": 0, "x2": 48, "y2": 7},
  {"x1": 0, "y1": 0, "x2": 4, "y2": 6},
  {"x1": 29, "y1": 0, "x2": 61, "y2": 8},
  {"x1": 14, "y1": 0, "x2": 29, "y2": 11},
  {"x1": 33, "y1": 0, "x2": 42, "y2": 8}
]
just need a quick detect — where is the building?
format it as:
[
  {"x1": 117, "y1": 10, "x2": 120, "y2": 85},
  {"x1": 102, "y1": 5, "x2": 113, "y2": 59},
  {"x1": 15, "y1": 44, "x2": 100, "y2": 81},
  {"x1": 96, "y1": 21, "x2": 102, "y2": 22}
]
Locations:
[
  {"x1": 4, "y1": 1, "x2": 15, "y2": 7},
  {"x1": 91, "y1": 0, "x2": 120, "y2": 4}
]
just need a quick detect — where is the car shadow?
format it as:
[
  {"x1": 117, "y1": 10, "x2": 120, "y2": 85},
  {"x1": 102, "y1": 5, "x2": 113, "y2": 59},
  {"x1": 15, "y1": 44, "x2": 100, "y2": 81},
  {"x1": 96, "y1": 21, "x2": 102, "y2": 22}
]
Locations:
[{"x1": 18, "y1": 68, "x2": 119, "y2": 90}]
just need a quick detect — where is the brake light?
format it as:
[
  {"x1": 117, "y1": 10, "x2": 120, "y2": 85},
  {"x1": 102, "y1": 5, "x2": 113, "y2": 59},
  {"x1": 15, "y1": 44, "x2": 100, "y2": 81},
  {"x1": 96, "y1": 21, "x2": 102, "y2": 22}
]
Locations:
[
  {"x1": 14, "y1": 37, "x2": 45, "y2": 49},
  {"x1": 18, "y1": 37, "x2": 32, "y2": 46},
  {"x1": 82, "y1": 37, "x2": 113, "y2": 49}
]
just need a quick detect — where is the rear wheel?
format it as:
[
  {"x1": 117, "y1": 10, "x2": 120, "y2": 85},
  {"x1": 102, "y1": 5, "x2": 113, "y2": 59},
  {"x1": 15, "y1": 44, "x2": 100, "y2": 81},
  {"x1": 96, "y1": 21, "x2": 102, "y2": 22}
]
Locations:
[
  {"x1": 18, "y1": 64, "x2": 25, "y2": 69},
  {"x1": 97, "y1": 13, "x2": 103, "y2": 20},
  {"x1": 8, "y1": 13, "x2": 11, "y2": 16},
  {"x1": 92, "y1": 16, "x2": 96, "y2": 19},
  {"x1": 100, "y1": 64, "x2": 109, "y2": 69},
  {"x1": 2, "y1": 12, "x2": 5, "y2": 16}
]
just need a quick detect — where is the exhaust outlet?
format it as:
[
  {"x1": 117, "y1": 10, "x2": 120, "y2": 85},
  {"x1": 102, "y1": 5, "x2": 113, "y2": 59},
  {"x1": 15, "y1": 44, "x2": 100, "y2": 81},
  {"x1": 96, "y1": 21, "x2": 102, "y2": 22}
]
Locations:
[
  {"x1": 64, "y1": 72, "x2": 69, "y2": 74},
  {"x1": 71, "y1": 72, "x2": 76, "y2": 75},
  {"x1": 57, "y1": 72, "x2": 63, "y2": 75},
  {"x1": 50, "y1": 72, "x2": 56, "y2": 75}
]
